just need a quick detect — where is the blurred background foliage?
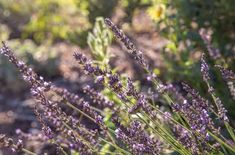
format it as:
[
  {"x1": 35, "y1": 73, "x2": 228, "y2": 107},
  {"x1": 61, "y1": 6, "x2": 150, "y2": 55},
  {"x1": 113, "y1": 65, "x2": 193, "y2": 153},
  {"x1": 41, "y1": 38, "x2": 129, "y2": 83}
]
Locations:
[
  {"x1": 147, "y1": 0, "x2": 235, "y2": 117},
  {"x1": 0, "y1": 0, "x2": 235, "y2": 114}
]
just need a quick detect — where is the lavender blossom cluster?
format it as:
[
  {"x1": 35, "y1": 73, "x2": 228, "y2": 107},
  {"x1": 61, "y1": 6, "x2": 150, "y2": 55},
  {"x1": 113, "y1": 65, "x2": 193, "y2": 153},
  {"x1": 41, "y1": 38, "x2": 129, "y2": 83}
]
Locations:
[{"x1": 0, "y1": 17, "x2": 235, "y2": 155}]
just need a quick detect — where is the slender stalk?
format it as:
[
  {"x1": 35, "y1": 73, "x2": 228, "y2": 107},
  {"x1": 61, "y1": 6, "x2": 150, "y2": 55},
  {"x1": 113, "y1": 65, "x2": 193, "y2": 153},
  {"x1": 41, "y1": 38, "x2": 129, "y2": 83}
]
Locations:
[
  {"x1": 62, "y1": 101, "x2": 131, "y2": 154},
  {"x1": 225, "y1": 122, "x2": 235, "y2": 142},
  {"x1": 103, "y1": 86, "x2": 191, "y2": 155},
  {"x1": 221, "y1": 145, "x2": 229, "y2": 155},
  {"x1": 63, "y1": 100, "x2": 116, "y2": 144},
  {"x1": 50, "y1": 139, "x2": 68, "y2": 155},
  {"x1": 99, "y1": 137, "x2": 131, "y2": 155},
  {"x1": 205, "y1": 82, "x2": 235, "y2": 145},
  {"x1": 20, "y1": 148, "x2": 37, "y2": 155},
  {"x1": 209, "y1": 131, "x2": 235, "y2": 153},
  {"x1": 62, "y1": 121, "x2": 97, "y2": 152}
]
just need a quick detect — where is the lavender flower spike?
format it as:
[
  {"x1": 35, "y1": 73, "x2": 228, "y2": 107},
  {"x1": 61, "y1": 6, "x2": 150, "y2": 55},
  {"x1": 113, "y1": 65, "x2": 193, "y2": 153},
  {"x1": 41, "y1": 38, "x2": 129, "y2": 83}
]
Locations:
[
  {"x1": 216, "y1": 65, "x2": 235, "y2": 100},
  {"x1": 200, "y1": 54, "x2": 228, "y2": 122},
  {"x1": 104, "y1": 18, "x2": 148, "y2": 69},
  {"x1": 0, "y1": 134, "x2": 24, "y2": 153},
  {"x1": 201, "y1": 53, "x2": 210, "y2": 82},
  {"x1": 199, "y1": 28, "x2": 221, "y2": 59},
  {"x1": 216, "y1": 65, "x2": 235, "y2": 80}
]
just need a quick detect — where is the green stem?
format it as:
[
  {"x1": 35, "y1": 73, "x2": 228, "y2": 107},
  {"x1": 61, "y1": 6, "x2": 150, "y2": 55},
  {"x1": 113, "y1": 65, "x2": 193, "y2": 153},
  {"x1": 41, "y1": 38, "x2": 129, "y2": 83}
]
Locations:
[
  {"x1": 209, "y1": 131, "x2": 235, "y2": 153},
  {"x1": 162, "y1": 93, "x2": 189, "y2": 127},
  {"x1": 107, "y1": 87, "x2": 191, "y2": 155},
  {"x1": 205, "y1": 82, "x2": 235, "y2": 144},
  {"x1": 62, "y1": 122, "x2": 97, "y2": 152},
  {"x1": 225, "y1": 122, "x2": 235, "y2": 142},
  {"x1": 99, "y1": 137, "x2": 131, "y2": 155},
  {"x1": 64, "y1": 101, "x2": 116, "y2": 144},
  {"x1": 63, "y1": 101, "x2": 131, "y2": 154},
  {"x1": 21, "y1": 148, "x2": 37, "y2": 155}
]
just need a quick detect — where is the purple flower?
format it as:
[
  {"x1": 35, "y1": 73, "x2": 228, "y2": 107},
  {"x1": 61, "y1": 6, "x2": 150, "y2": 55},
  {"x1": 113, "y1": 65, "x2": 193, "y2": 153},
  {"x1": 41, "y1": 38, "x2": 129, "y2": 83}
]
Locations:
[
  {"x1": 104, "y1": 18, "x2": 148, "y2": 69},
  {"x1": 201, "y1": 53, "x2": 210, "y2": 81},
  {"x1": 173, "y1": 125, "x2": 199, "y2": 154},
  {"x1": 216, "y1": 65, "x2": 235, "y2": 80},
  {"x1": 200, "y1": 54, "x2": 228, "y2": 122},
  {"x1": 114, "y1": 120, "x2": 162, "y2": 154},
  {"x1": 199, "y1": 28, "x2": 221, "y2": 59},
  {"x1": 83, "y1": 85, "x2": 115, "y2": 109},
  {"x1": 216, "y1": 65, "x2": 235, "y2": 100}
]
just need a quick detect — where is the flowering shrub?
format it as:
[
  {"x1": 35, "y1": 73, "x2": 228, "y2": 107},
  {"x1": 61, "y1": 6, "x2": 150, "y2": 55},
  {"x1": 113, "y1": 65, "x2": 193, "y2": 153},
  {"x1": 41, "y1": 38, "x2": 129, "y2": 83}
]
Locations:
[{"x1": 0, "y1": 18, "x2": 235, "y2": 155}]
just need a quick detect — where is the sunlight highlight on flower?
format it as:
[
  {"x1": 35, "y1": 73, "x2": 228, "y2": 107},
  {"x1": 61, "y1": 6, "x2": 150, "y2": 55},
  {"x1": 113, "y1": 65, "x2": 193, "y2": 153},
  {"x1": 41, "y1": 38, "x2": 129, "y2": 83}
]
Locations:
[{"x1": 147, "y1": 4, "x2": 166, "y2": 21}]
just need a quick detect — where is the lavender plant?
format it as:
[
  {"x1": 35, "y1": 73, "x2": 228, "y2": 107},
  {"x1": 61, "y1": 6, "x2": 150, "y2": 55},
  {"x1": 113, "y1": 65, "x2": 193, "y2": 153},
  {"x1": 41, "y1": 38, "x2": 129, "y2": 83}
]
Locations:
[
  {"x1": 0, "y1": 17, "x2": 235, "y2": 155},
  {"x1": 87, "y1": 17, "x2": 112, "y2": 68},
  {"x1": 104, "y1": 18, "x2": 235, "y2": 154}
]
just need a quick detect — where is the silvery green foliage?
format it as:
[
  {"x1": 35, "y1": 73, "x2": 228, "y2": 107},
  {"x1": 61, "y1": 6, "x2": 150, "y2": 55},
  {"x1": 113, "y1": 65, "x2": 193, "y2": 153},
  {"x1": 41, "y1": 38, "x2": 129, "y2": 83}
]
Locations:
[{"x1": 87, "y1": 17, "x2": 112, "y2": 67}]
